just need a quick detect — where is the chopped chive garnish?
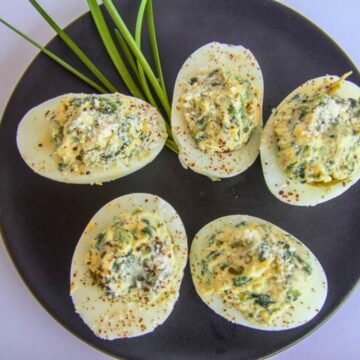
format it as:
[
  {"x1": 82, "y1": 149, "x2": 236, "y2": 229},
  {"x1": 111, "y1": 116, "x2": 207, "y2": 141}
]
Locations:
[{"x1": 233, "y1": 276, "x2": 252, "y2": 287}]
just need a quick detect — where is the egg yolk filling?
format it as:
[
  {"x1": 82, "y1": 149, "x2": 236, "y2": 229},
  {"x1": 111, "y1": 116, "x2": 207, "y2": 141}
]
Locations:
[
  {"x1": 180, "y1": 68, "x2": 260, "y2": 154},
  {"x1": 274, "y1": 86, "x2": 360, "y2": 184},
  {"x1": 49, "y1": 95, "x2": 152, "y2": 174},
  {"x1": 86, "y1": 210, "x2": 176, "y2": 304},
  {"x1": 197, "y1": 221, "x2": 312, "y2": 325}
]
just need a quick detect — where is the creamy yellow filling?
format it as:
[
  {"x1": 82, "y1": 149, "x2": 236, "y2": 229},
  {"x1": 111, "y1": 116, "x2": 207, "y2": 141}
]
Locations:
[
  {"x1": 198, "y1": 221, "x2": 312, "y2": 325},
  {"x1": 86, "y1": 210, "x2": 175, "y2": 303},
  {"x1": 180, "y1": 68, "x2": 260, "y2": 154},
  {"x1": 49, "y1": 95, "x2": 151, "y2": 175},
  {"x1": 274, "y1": 80, "x2": 360, "y2": 184}
]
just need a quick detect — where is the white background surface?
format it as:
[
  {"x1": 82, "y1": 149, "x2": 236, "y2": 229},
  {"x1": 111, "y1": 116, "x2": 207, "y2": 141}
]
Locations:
[{"x1": 0, "y1": 1, "x2": 359, "y2": 359}]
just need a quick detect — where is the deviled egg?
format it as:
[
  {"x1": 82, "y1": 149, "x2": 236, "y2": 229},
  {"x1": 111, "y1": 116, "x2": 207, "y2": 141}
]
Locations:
[
  {"x1": 70, "y1": 193, "x2": 187, "y2": 339},
  {"x1": 171, "y1": 42, "x2": 263, "y2": 178},
  {"x1": 190, "y1": 215, "x2": 327, "y2": 330},
  {"x1": 261, "y1": 74, "x2": 360, "y2": 206},
  {"x1": 17, "y1": 93, "x2": 167, "y2": 184}
]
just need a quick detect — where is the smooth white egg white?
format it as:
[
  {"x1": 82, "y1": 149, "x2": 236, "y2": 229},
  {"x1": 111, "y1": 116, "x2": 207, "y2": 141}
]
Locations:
[
  {"x1": 261, "y1": 76, "x2": 360, "y2": 206},
  {"x1": 190, "y1": 215, "x2": 328, "y2": 331},
  {"x1": 17, "y1": 93, "x2": 167, "y2": 184},
  {"x1": 70, "y1": 193, "x2": 188, "y2": 339},
  {"x1": 171, "y1": 42, "x2": 264, "y2": 178}
]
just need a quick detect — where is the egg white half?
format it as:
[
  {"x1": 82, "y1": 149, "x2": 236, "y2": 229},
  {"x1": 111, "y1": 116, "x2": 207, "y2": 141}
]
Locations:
[
  {"x1": 190, "y1": 215, "x2": 328, "y2": 331},
  {"x1": 261, "y1": 76, "x2": 360, "y2": 206},
  {"x1": 17, "y1": 93, "x2": 167, "y2": 184},
  {"x1": 171, "y1": 42, "x2": 264, "y2": 178},
  {"x1": 70, "y1": 193, "x2": 187, "y2": 339}
]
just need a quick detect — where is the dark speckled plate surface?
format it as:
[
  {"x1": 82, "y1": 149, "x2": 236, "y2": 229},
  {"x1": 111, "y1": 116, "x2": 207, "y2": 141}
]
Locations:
[{"x1": 0, "y1": 1, "x2": 359, "y2": 359}]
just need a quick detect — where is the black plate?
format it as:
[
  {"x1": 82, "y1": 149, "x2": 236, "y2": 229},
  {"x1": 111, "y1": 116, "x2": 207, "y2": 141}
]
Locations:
[{"x1": 0, "y1": 1, "x2": 359, "y2": 359}]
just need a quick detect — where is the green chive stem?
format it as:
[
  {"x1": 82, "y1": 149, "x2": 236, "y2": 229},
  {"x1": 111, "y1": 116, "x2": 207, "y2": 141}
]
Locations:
[
  {"x1": 0, "y1": 18, "x2": 107, "y2": 94},
  {"x1": 114, "y1": 29, "x2": 141, "y2": 81},
  {"x1": 29, "y1": 0, "x2": 117, "y2": 93},
  {"x1": 102, "y1": 0, "x2": 171, "y2": 117},
  {"x1": 87, "y1": 0, "x2": 144, "y2": 99},
  {"x1": 135, "y1": 0, "x2": 157, "y2": 109},
  {"x1": 146, "y1": 0, "x2": 168, "y2": 100}
]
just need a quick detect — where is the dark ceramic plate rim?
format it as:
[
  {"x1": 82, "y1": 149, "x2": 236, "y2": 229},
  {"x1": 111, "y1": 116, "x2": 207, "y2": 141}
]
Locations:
[{"x1": 0, "y1": 1, "x2": 359, "y2": 359}]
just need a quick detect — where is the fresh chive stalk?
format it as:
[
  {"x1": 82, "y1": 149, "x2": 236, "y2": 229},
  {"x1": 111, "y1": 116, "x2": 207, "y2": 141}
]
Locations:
[
  {"x1": 146, "y1": 0, "x2": 168, "y2": 99},
  {"x1": 1, "y1": 1, "x2": 179, "y2": 154},
  {"x1": 87, "y1": 0, "x2": 144, "y2": 99},
  {"x1": 102, "y1": 0, "x2": 171, "y2": 118},
  {"x1": 0, "y1": 18, "x2": 107, "y2": 94},
  {"x1": 143, "y1": 0, "x2": 176, "y2": 145},
  {"x1": 29, "y1": 0, "x2": 117, "y2": 93},
  {"x1": 108, "y1": 0, "x2": 176, "y2": 147},
  {"x1": 135, "y1": 0, "x2": 157, "y2": 109},
  {"x1": 165, "y1": 138, "x2": 178, "y2": 153},
  {"x1": 114, "y1": 28, "x2": 141, "y2": 81},
  {"x1": 134, "y1": 0, "x2": 174, "y2": 142}
]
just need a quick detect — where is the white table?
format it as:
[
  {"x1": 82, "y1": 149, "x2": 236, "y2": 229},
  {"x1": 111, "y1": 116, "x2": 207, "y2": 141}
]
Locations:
[{"x1": 0, "y1": 1, "x2": 359, "y2": 359}]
